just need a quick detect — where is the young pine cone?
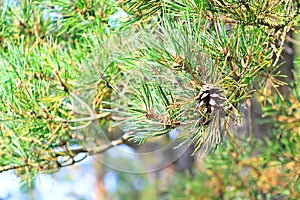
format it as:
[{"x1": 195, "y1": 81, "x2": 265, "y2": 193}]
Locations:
[{"x1": 196, "y1": 84, "x2": 226, "y2": 124}]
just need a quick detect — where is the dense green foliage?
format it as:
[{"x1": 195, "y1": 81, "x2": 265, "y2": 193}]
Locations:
[{"x1": 0, "y1": 0, "x2": 299, "y2": 198}]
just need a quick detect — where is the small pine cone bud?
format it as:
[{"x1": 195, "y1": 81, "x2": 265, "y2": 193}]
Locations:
[{"x1": 196, "y1": 84, "x2": 226, "y2": 113}]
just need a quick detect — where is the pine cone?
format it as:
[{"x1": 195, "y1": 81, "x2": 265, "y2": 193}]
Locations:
[{"x1": 196, "y1": 84, "x2": 226, "y2": 121}]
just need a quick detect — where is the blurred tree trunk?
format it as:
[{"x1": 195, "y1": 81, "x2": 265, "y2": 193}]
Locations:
[
  {"x1": 249, "y1": 32, "x2": 295, "y2": 139},
  {"x1": 94, "y1": 161, "x2": 108, "y2": 200}
]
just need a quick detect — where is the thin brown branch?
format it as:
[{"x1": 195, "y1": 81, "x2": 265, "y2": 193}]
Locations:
[
  {"x1": 0, "y1": 164, "x2": 29, "y2": 173},
  {"x1": 0, "y1": 133, "x2": 133, "y2": 173}
]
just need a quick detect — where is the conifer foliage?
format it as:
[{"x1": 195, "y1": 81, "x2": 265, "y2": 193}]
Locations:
[{"x1": 0, "y1": 1, "x2": 299, "y2": 197}]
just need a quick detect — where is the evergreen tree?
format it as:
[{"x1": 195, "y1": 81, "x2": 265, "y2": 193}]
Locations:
[{"x1": 0, "y1": 0, "x2": 299, "y2": 198}]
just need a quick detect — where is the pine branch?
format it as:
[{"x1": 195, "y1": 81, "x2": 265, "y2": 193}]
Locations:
[{"x1": 0, "y1": 133, "x2": 133, "y2": 173}]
